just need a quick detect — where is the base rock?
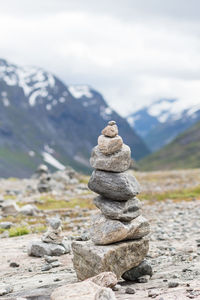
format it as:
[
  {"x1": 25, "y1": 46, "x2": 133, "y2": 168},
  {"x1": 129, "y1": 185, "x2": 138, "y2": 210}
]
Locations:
[
  {"x1": 90, "y1": 214, "x2": 150, "y2": 245},
  {"x1": 88, "y1": 170, "x2": 140, "y2": 201},
  {"x1": 72, "y1": 238, "x2": 149, "y2": 280}
]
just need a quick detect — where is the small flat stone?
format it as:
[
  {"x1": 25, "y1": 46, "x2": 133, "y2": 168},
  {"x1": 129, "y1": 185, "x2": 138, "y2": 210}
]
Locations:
[
  {"x1": 102, "y1": 124, "x2": 118, "y2": 138},
  {"x1": 98, "y1": 135, "x2": 123, "y2": 155},
  {"x1": 88, "y1": 170, "x2": 141, "y2": 201},
  {"x1": 28, "y1": 241, "x2": 66, "y2": 257},
  {"x1": 0, "y1": 222, "x2": 13, "y2": 229},
  {"x1": 94, "y1": 196, "x2": 141, "y2": 221},
  {"x1": 90, "y1": 214, "x2": 150, "y2": 245},
  {"x1": 122, "y1": 260, "x2": 153, "y2": 281},
  {"x1": 72, "y1": 238, "x2": 149, "y2": 280},
  {"x1": 51, "y1": 261, "x2": 61, "y2": 268},
  {"x1": 168, "y1": 282, "x2": 179, "y2": 288},
  {"x1": 108, "y1": 121, "x2": 116, "y2": 125},
  {"x1": 90, "y1": 144, "x2": 131, "y2": 172},
  {"x1": 41, "y1": 264, "x2": 52, "y2": 271},
  {"x1": 9, "y1": 262, "x2": 19, "y2": 268},
  {"x1": 2, "y1": 200, "x2": 19, "y2": 215}
]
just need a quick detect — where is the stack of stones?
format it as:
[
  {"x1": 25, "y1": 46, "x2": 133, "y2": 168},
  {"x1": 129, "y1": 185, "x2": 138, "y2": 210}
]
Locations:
[{"x1": 72, "y1": 121, "x2": 150, "y2": 281}]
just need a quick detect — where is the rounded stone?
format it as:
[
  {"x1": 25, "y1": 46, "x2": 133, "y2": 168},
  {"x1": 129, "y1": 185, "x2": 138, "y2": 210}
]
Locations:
[
  {"x1": 108, "y1": 121, "x2": 116, "y2": 125},
  {"x1": 90, "y1": 144, "x2": 131, "y2": 172},
  {"x1": 98, "y1": 135, "x2": 123, "y2": 155},
  {"x1": 88, "y1": 170, "x2": 141, "y2": 201},
  {"x1": 122, "y1": 260, "x2": 153, "y2": 281},
  {"x1": 93, "y1": 196, "x2": 141, "y2": 221},
  {"x1": 101, "y1": 124, "x2": 118, "y2": 138}
]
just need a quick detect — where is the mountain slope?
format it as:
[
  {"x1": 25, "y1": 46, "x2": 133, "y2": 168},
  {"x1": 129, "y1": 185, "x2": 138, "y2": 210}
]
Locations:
[
  {"x1": 0, "y1": 59, "x2": 150, "y2": 177},
  {"x1": 138, "y1": 121, "x2": 200, "y2": 171},
  {"x1": 127, "y1": 98, "x2": 200, "y2": 151}
]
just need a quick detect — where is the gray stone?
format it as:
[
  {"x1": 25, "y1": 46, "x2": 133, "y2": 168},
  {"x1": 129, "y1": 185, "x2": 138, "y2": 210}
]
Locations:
[
  {"x1": 2, "y1": 200, "x2": 19, "y2": 215},
  {"x1": 88, "y1": 170, "x2": 141, "y2": 201},
  {"x1": 0, "y1": 222, "x2": 13, "y2": 229},
  {"x1": 44, "y1": 255, "x2": 58, "y2": 263},
  {"x1": 0, "y1": 285, "x2": 13, "y2": 296},
  {"x1": 28, "y1": 241, "x2": 66, "y2": 257},
  {"x1": 98, "y1": 135, "x2": 123, "y2": 155},
  {"x1": 122, "y1": 260, "x2": 153, "y2": 281},
  {"x1": 125, "y1": 287, "x2": 135, "y2": 294},
  {"x1": 48, "y1": 217, "x2": 62, "y2": 230},
  {"x1": 94, "y1": 196, "x2": 141, "y2": 221},
  {"x1": 20, "y1": 204, "x2": 38, "y2": 216},
  {"x1": 41, "y1": 264, "x2": 52, "y2": 271},
  {"x1": 90, "y1": 214, "x2": 150, "y2": 245},
  {"x1": 90, "y1": 144, "x2": 131, "y2": 172},
  {"x1": 72, "y1": 238, "x2": 149, "y2": 280}
]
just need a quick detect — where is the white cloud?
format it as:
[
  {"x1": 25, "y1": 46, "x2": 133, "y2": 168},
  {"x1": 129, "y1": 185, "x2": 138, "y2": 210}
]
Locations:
[{"x1": 0, "y1": 0, "x2": 200, "y2": 115}]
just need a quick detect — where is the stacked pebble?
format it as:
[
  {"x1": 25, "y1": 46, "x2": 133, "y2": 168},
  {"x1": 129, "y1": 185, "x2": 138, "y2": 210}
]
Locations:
[
  {"x1": 72, "y1": 121, "x2": 150, "y2": 281},
  {"x1": 88, "y1": 121, "x2": 150, "y2": 245}
]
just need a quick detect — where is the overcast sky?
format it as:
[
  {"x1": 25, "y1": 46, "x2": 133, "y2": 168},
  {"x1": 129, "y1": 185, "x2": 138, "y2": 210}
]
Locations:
[{"x1": 0, "y1": 0, "x2": 200, "y2": 115}]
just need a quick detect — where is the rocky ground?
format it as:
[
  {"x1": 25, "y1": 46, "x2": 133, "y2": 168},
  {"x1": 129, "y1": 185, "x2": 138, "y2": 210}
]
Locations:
[{"x1": 0, "y1": 168, "x2": 200, "y2": 299}]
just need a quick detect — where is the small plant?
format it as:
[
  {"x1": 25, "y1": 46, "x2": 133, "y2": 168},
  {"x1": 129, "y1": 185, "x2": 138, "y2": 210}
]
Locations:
[{"x1": 9, "y1": 226, "x2": 30, "y2": 237}]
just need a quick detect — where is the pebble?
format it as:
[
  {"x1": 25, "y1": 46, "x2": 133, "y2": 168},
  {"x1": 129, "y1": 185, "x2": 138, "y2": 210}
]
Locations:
[
  {"x1": 41, "y1": 264, "x2": 52, "y2": 271},
  {"x1": 10, "y1": 262, "x2": 19, "y2": 268},
  {"x1": 168, "y1": 282, "x2": 179, "y2": 288},
  {"x1": 125, "y1": 287, "x2": 136, "y2": 294}
]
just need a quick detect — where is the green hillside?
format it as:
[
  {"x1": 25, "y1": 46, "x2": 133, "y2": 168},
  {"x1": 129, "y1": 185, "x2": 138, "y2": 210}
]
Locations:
[{"x1": 139, "y1": 121, "x2": 200, "y2": 171}]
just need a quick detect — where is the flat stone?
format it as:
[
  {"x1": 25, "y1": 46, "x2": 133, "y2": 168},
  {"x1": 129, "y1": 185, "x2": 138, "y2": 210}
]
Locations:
[
  {"x1": 0, "y1": 222, "x2": 13, "y2": 229},
  {"x1": 122, "y1": 260, "x2": 153, "y2": 281},
  {"x1": 94, "y1": 196, "x2": 141, "y2": 221},
  {"x1": 101, "y1": 124, "x2": 118, "y2": 138},
  {"x1": 90, "y1": 144, "x2": 131, "y2": 172},
  {"x1": 42, "y1": 229, "x2": 63, "y2": 245},
  {"x1": 88, "y1": 170, "x2": 141, "y2": 201},
  {"x1": 98, "y1": 135, "x2": 123, "y2": 155},
  {"x1": 72, "y1": 238, "x2": 149, "y2": 280},
  {"x1": 90, "y1": 214, "x2": 150, "y2": 245},
  {"x1": 28, "y1": 241, "x2": 66, "y2": 257},
  {"x1": 51, "y1": 280, "x2": 116, "y2": 300}
]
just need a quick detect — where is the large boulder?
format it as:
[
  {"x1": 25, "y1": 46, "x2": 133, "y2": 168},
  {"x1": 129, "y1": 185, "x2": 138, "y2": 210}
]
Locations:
[
  {"x1": 88, "y1": 170, "x2": 140, "y2": 201},
  {"x1": 72, "y1": 238, "x2": 149, "y2": 280},
  {"x1": 90, "y1": 144, "x2": 131, "y2": 172},
  {"x1": 90, "y1": 214, "x2": 150, "y2": 245},
  {"x1": 94, "y1": 196, "x2": 141, "y2": 221}
]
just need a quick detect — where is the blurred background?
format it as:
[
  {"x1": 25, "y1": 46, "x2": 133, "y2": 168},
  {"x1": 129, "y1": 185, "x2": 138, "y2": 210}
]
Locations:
[{"x1": 0, "y1": 0, "x2": 200, "y2": 177}]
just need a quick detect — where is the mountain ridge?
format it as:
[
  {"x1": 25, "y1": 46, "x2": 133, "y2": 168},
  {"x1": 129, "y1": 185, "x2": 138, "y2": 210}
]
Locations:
[{"x1": 0, "y1": 58, "x2": 150, "y2": 177}]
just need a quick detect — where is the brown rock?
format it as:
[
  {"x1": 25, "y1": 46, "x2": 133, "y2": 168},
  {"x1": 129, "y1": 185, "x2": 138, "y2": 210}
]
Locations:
[
  {"x1": 72, "y1": 238, "x2": 149, "y2": 280},
  {"x1": 98, "y1": 135, "x2": 123, "y2": 155},
  {"x1": 90, "y1": 214, "x2": 150, "y2": 245},
  {"x1": 51, "y1": 280, "x2": 116, "y2": 300},
  {"x1": 102, "y1": 124, "x2": 118, "y2": 138},
  {"x1": 90, "y1": 144, "x2": 131, "y2": 172}
]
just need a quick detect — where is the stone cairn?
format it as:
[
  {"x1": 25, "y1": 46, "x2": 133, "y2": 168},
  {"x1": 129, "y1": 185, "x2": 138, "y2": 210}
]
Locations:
[{"x1": 72, "y1": 121, "x2": 150, "y2": 281}]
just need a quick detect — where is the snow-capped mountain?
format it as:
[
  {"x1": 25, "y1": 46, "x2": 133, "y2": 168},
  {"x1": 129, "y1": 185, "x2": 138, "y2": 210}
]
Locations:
[
  {"x1": 0, "y1": 59, "x2": 149, "y2": 177},
  {"x1": 127, "y1": 98, "x2": 200, "y2": 151}
]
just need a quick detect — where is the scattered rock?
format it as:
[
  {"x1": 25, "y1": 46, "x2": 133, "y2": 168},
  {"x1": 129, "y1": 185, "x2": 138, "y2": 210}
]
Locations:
[
  {"x1": 51, "y1": 261, "x2": 61, "y2": 268},
  {"x1": 0, "y1": 221, "x2": 13, "y2": 229},
  {"x1": 44, "y1": 255, "x2": 58, "y2": 263},
  {"x1": 28, "y1": 241, "x2": 66, "y2": 257},
  {"x1": 88, "y1": 170, "x2": 141, "y2": 201},
  {"x1": 90, "y1": 144, "x2": 131, "y2": 172},
  {"x1": 0, "y1": 285, "x2": 13, "y2": 296},
  {"x1": 41, "y1": 264, "x2": 52, "y2": 271},
  {"x1": 98, "y1": 135, "x2": 123, "y2": 155},
  {"x1": 20, "y1": 204, "x2": 38, "y2": 216},
  {"x1": 168, "y1": 282, "x2": 179, "y2": 288},
  {"x1": 90, "y1": 214, "x2": 150, "y2": 245},
  {"x1": 94, "y1": 196, "x2": 141, "y2": 221},
  {"x1": 125, "y1": 287, "x2": 135, "y2": 294},
  {"x1": 72, "y1": 238, "x2": 149, "y2": 280},
  {"x1": 9, "y1": 262, "x2": 20, "y2": 268},
  {"x1": 122, "y1": 260, "x2": 153, "y2": 281},
  {"x1": 2, "y1": 200, "x2": 19, "y2": 215}
]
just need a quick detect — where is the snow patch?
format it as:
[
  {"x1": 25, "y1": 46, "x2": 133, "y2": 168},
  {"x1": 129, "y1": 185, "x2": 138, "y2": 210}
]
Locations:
[
  {"x1": 68, "y1": 85, "x2": 93, "y2": 99},
  {"x1": 100, "y1": 106, "x2": 113, "y2": 120},
  {"x1": 42, "y1": 152, "x2": 65, "y2": 170}
]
